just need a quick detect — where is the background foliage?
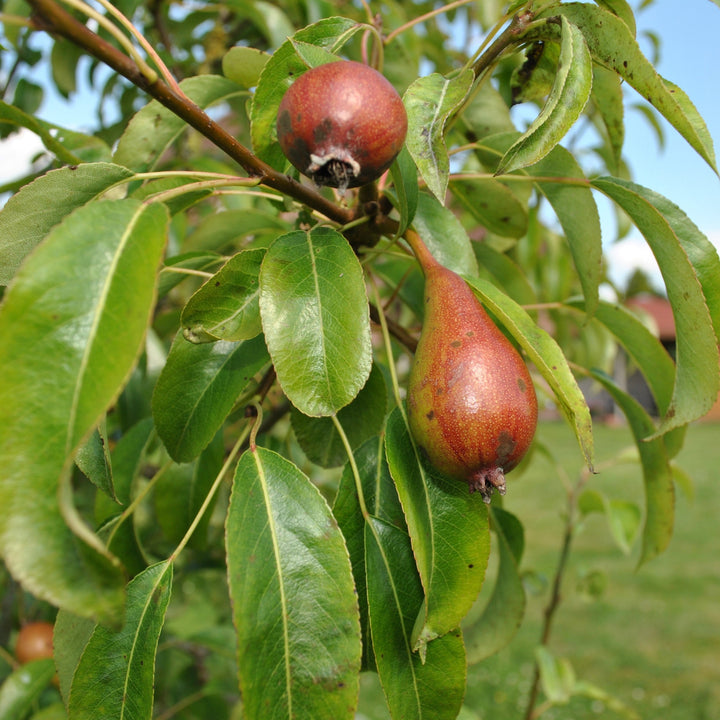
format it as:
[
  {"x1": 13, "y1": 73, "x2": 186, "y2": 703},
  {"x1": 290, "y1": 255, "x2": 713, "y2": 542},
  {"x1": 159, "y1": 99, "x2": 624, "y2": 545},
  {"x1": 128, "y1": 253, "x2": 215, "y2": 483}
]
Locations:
[{"x1": 0, "y1": 1, "x2": 718, "y2": 719}]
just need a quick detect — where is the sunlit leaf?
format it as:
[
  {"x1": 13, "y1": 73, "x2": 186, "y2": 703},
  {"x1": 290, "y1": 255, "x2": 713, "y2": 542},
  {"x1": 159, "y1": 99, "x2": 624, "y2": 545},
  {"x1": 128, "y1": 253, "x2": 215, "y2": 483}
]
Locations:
[
  {"x1": 259, "y1": 226, "x2": 372, "y2": 416},
  {"x1": 68, "y1": 561, "x2": 173, "y2": 720},
  {"x1": 0, "y1": 198, "x2": 168, "y2": 625},
  {"x1": 365, "y1": 517, "x2": 466, "y2": 720},
  {"x1": 222, "y1": 46, "x2": 270, "y2": 88},
  {"x1": 404, "y1": 68, "x2": 474, "y2": 202},
  {"x1": 450, "y1": 178, "x2": 528, "y2": 239},
  {"x1": 537, "y1": 3, "x2": 717, "y2": 172},
  {"x1": 385, "y1": 407, "x2": 490, "y2": 652},
  {"x1": 0, "y1": 163, "x2": 134, "y2": 284},
  {"x1": 182, "y1": 248, "x2": 265, "y2": 344},
  {"x1": 227, "y1": 447, "x2": 361, "y2": 720}
]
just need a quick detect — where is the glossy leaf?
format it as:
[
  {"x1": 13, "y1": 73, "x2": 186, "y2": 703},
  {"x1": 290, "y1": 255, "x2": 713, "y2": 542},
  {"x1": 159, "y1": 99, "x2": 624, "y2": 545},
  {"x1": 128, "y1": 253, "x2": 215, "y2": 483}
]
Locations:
[
  {"x1": 413, "y1": 192, "x2": 479, "y2": 277},
  {"x1": 259, "y1": 226, "x2": 372, "y2": 416},
  {"x1": 0, "y1": 198, "x2": 168, "y2": 625},
  {"x1": 114, "y1": 75, "x2": 245, "y2": 172},
  {"x1": 158, "y1": 252, "x2": 225, "y2": 297},
  {"x1": 152, "y1": 333, "x2": 270, "y2": 463},
  {"x1": 182, "y1": 248, "x2": 265, "y2": 343},
  {"x1": 539, "y1": 3, "x2": 717, "y2": 172},
  {"x1": 365, "y1": 517, "x2": 466, "y2": 720},
  {"x1": 250, "y1": 16, "x2": 359, "y2": 166},
  {"x1": 592, "y1": 177, "x2": 720, "y2": 433},
  {"x1": 404, "y1": 68, "x2": 474, "y2": 202},
  {"x1": 227, "y1": 447, "x2": 361, "y2": 720},
  {"x1": 590, "y1": 371, "x2": 674, "y2": 566},
  {"x1": 384, "y1": 407, "x2": 490, "y2": 652},
  {"x1": 450, "y1": 178, "x2": 528, "y2": 239},
  {"x1": 498, "y1": 17, "x2": 592, "y2": 175},
  {"x1": 0, "y1": 660, "x2": 56, "y2": 720},
  {"x1": 465, "y1": 276, "x2": 595, "y2": 471},
  {"x1": 68, "y1": 561, "x2": 173, "y2": 720},
  {"x1": 465, "y1": 507, "x2": 526, "y2": 663},
  {"x1": 291, "y1": 364, "x2": 387, "y2": 468},
  {"x1": 183, "y1": 208, "x2": 288, "y2": 253},
  {"x1": 0, "y1": 163, "x2": 134, "y2": 284}
]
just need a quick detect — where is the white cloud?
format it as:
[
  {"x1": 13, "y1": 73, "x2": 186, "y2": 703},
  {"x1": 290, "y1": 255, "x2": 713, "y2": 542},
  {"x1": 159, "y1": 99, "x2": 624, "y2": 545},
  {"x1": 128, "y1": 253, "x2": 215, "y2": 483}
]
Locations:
[{"x1": 0, "y1": 129, "x2": 46, "y2": 184}]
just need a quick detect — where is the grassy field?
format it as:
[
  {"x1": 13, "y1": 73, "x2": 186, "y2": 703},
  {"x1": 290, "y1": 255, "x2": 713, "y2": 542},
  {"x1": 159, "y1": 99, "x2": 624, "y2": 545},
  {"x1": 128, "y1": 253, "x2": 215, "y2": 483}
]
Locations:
[
  {"x1": 462, "y1": 419, "x2": 720, "y2": 720},
  {"x1": 356, "y1": 419, "x2": 719, "y2": 720}
]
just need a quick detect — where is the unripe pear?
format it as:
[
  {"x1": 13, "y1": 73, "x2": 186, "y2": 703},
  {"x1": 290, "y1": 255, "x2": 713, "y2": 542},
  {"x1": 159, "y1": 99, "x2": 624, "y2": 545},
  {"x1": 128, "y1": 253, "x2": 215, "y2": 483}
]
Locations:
[{"x1": 406, "y1": 234, "x2": 538, "y2": 502}]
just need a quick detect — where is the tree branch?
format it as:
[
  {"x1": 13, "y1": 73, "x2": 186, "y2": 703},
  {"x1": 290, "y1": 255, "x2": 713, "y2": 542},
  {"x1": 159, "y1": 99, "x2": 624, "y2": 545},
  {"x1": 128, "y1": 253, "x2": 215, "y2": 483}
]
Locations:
[{"x1": 26, "y1": 0, "x2": 354, "y2": 226}]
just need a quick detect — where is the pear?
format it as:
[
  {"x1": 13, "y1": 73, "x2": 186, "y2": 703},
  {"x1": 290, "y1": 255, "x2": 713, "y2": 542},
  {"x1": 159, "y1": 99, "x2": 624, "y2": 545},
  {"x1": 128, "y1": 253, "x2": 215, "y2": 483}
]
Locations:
[{"x1": 406, "y1": 233, "x2": 538, "y2": 502}]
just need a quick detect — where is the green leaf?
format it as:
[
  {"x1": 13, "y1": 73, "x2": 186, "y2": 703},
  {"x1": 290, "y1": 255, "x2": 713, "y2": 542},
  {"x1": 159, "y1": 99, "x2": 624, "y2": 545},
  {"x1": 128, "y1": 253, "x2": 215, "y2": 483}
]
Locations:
[
  {"x1": 0, "y1": 198, "x2": 169, "y2": 625},
  {"x1": 465, "y1": 276, "x2": 595, "y2": 471},
  {"x1": 579, "y1": 489, "x2": 641, "y2": 554},
  {"x1": 227, "y1": 447, "x2": 361, "y2": 720},
  {"x1": 0, "y1": 660, "x2": 56, "y2": 720},
  {"x1": 403, "y1": 68, "x2": 474, "y2": 202},
  {"x1": 535, "y1": 647, "x2": 576, "y2": 705},
  {"x1": 465, "y1": 507, "x2": 526, "y2": 663},
  {"x1": 333, "y1": 436, "x2": 407, "y2": 671},
  {"x1": 158, "y1": 252, "x2": 225, "y2": 297},
  {"x1": 75, "y1": 425, "x2": 114, "y2": 501},
  {"x1": 538, "y1": 3, "x2": 717, "y2": 173},
  {"x1": 412, "y1": 192, "x2": 479, "y2": 277},
  {"x1": 250, "y1": 17, "x2": 360, "y2": 166},
  {"x1": 450, "y1": 178, "x2": 528, "y2": 239},
  {"x1": 182, "y1": 248, "x2": 265, "y2": 343},
  {"x1": 183, "y1": 208, "x2": 289, "y2": 253},
  {"x1": 0, "y1": 99, "x2": 80, "y2": 165},
  {"x1": 590, "y1": 371, "x2": 674, "y2": 566},
  {"x1": 152, "y1": 333, "x2": 270, "y2": 463},
  {"x1": 291, "y1": 364, "x2": 387, "y2": 468},
  {"x1": 384, "y1": 407, "x2": 490, "y2": 652},
  {"x1": 498, "y1": 18, "x2": 593, "y2": 175},
  {"x1": 68, "y1": 561, "x2": 173, "y2": 720},
  {"x1": 222, "y1": 46, "x2": 270, "y2": 88},
  {"x1": 591, "y1": 64, "x2": 625, "y2": 171},
  {"x1": 475, "y1": 133, "x2": 602, "y2": 315},
  {"x1": 389, "y1": 145, "x2": 419, "y2": 236},
  {"x1": 0, "y1": 163, "x2": 134, "y2": 285},
  {"x1": 592, "y1": 177, "x2": 720, "y2": 433},
  {"x1": 113, "y1": 75, "x2": 245, "y2": 172},
  {"x1": 365, "y1": 517, "x2": 467, "y2": 720},
  {"x1": 473, "y1": 242, "x2": 537, "y2": 306},
  {"x1": 54, "y1": 610, "x2": 95, "y2": 705},
  {"x1": 259, "y1": 226, "x2": 372, "y2": 416},
  {"x1": 154, "y1": 430, "x2": 224, "y2": 550}
]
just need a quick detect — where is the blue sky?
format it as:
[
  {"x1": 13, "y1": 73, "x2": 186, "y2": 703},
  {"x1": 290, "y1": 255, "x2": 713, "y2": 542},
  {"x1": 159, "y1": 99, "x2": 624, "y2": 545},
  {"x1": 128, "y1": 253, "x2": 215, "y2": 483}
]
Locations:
[{"x1": 2, "y1": 0, "x2": 718, "y2": 288}]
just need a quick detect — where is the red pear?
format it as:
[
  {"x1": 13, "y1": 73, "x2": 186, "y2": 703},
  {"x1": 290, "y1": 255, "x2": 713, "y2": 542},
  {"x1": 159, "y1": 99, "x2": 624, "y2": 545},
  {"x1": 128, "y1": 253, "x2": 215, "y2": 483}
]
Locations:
[{"x1": 406, "y1": 234, "x2": 538, "y2": 502}]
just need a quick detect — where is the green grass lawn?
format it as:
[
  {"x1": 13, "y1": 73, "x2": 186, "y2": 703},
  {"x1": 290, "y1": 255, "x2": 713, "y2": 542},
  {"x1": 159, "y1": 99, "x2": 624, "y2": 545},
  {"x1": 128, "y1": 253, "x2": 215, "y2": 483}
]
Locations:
[{"x1": 462, "y1": 419, "x2": 720, "y2": 720}]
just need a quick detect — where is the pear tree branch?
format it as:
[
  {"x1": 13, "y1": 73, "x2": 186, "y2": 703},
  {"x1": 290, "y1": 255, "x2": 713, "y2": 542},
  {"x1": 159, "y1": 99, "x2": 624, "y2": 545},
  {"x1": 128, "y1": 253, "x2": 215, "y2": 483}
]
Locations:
[{"x1": 25, "y1": 0, "x2": 354, "y2": 226}]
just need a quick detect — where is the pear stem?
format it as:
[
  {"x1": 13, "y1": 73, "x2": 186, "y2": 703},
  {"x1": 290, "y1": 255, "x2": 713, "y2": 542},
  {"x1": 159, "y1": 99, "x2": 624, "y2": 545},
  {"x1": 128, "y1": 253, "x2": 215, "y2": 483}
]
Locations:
[{"x1": 404, "y1": 229, "x2": 440, "y2": 274}]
